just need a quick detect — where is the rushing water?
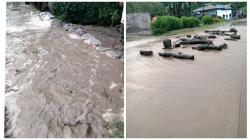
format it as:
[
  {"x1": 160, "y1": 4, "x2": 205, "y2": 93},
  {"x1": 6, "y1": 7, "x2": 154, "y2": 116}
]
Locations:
[
  {"x1": 5, "y1": 3, "x2": 123, "y2": 138},
  {"x1": 126, "y1": 21, "x2": 246, "y2": 138}
]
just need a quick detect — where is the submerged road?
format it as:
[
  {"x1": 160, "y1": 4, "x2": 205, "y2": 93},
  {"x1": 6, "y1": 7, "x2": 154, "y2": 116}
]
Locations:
[
  {"x1": 126, "y1": 21, "x2": 246, "y2": 138},
  {"x1": 5, "y1": 3, "x2": 123, "y2": 138}
]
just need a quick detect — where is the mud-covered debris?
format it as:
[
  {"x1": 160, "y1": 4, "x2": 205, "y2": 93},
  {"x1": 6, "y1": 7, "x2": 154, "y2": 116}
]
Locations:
[
  {"x1": 159, "y1": 52, "x2": 194, "y2": 60},
  {"x1": 186, "y1": 35, "x2": 191, "y2": 38},
  {"x1": 207, "y1": 35, "x2": 217, "y2": 39},
  {"x1": 193, "y1": 35, "x2": 207, "y2": 40},
  {"x1": 192, "y1": 43, "x2": 227, "y2": 51},
  {"x1": 163, "y1": 39, "x2": 171, "y2": 49},
  {"x1": 229, "y1": 28, "x2": 237, "y2": 33},
  {"x1": 224, "y1": 38, "x2": 237, "y2": 41},
  {"x1": 15, "y1": 68, "x2": 23, "y2": 74},
  {"x1": 231, "y1": 34, "x2": 240, "y2": 39},
  {"x1": 81, "y1": 33, "x2": 102, "y2": 46},
  {"x1": 173, "y1": 42, "x2": 181, "y2": 48},
  {"x1": 140, "y1": 50, "x2": 153, "y2": 56},
  {"x1": 181, "y1": 39, "x2": 213, "y2": 45}
]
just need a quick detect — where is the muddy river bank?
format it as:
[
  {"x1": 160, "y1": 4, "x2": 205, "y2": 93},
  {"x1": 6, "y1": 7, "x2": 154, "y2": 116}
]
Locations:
[
  {"x1": 126, "y1": 20, "x2": 246, "y2": 138},
  {"x1": 5, "y1": 3, "x2": 123, "y2": 138}
]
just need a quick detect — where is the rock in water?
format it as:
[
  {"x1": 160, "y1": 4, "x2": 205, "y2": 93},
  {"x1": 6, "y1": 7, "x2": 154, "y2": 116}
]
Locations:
[
  {"x1": 158, "y1": 52, "x2": 194, "y2": 60},
  {"x1": 230, "y1": 34, "x2": 240, "y2": 39},
  {"x1": 140, "y1": 50, "x2": 153, "y2": 56},
  {"x1": 163, "y1": 39, "x2": 171, "y2": 49},
  {"x1": 229, "y1": 28, "x2": 237, "y2": 33}
]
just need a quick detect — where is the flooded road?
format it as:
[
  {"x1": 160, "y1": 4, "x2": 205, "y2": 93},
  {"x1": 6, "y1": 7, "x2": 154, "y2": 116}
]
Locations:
[
  {"x1": 5, "y1": 3, "x2": 123, "y2": 138},
  {"x1": 126, "y1": 21, "x2": 246, "y2": 138}
]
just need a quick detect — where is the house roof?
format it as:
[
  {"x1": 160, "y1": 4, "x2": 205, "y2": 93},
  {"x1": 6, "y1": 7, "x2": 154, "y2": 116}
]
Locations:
[{"x1": 193, "y1": 4, "x2": 232, "y2": 13}]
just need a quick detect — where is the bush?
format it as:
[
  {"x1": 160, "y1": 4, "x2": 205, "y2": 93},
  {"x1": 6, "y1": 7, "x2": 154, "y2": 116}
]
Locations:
[
  {"x1": 35, "y1": 2, "x2": 122, "y2": 26},
  {"x1": 202, "y1": 15, "x2": 214, "y2": 25},
  {"x1": 181, "y1": 16, "x2": 200, "y2": 28},
  {"x1": 213, "y1": 17, "x2": 224, "y2": 23},
  {"x1": 151, "y1": 16, "x2": 182, "y2": 35}
]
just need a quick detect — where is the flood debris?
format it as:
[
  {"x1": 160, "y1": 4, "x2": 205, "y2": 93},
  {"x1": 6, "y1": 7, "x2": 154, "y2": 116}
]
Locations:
[
  {"x1": 224, "y1": 38, "x2": 237, "y2": 41},
  {"x1": 224, "y1": 34, "x2": 241, "y2": 41},
  {"x1": 158, "y1": 52, "x2": 194, "y2": 60},
  {"x1": 192, "y1": 43, "x2": 227, "y2": 51},
  {"x1": 193, "y1": 35, "x2": 207, "y2": 40},
  {"x1": 140, "y1": 50, "x2": 153, "y2": 56},
  {"x1": 173, "y1": 42, "x2": 181, "y2": 48},
  {"x1": 230, "y1": 34, "x2": 240, "y2": 39},
  {"x1": 163, "y1": 39, "x2": 172, "y2": 49},
  {"x1": 207, "y1": 35, "x2": 217, "y2": 39},
  {"x1": 181, "y1": 39, "x2": 213, "y2": 45},
  {"x1": 205, "y1": 28, "x2": 238, "y2": 35}
]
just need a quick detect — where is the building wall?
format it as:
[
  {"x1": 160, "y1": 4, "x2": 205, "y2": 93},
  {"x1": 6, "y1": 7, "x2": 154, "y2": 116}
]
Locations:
[
  {"x1": 216, "y1": 9, "x2": 232, "y2": 19},
  {"x1": 126, "y1": 12, "x2": 151, "y2": 33},
  {"x1": 205, "y1": 10, "x2": 217, "y2": 16}
]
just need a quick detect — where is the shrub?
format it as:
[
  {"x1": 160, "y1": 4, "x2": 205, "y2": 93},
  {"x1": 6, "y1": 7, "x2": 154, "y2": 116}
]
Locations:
[
  {"x1": 181, "y1": 16, "x2": 200, "y2": 28},
  {"x1": 202, "y1": 15, "x2": 214, "y2": 25},
  {"x1": 213, "y1": 17, "x2": 224, "y2": 23},
  {"x1": 151, "y1": 16, "x2": 182, "y2": 35},
  {"x1": 35, "y1": 2, "x2": 122, "y2": 26}
]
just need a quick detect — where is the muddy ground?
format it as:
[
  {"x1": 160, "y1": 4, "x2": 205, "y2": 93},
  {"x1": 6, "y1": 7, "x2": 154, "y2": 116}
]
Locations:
[
  {"x1": 5, "y1": 3, "x2": 123, "y2": 138},
  {"x1": 126, "y1": 20, "x2": 246, "y2": 138}
]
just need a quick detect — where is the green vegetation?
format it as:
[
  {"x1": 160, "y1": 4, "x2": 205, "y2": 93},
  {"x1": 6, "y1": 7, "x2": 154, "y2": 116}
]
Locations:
[
  {"x1": 151, "y1": 16, "x2": 182, "y2": 35},
  {"x1": 151, "y1": 16, "x2": 201, "y2": 35},
  {"x1": 127, "y1": 21, "x2": 228, "y2": 41},
  {"x1": 127, "y1": 2, "x2": 247, "y2": 18},
  {"x1": 181, "y1": 16, "x2": 200, "y2": 28},
  {"x1": 213, "y1": 17, "x2": 224, "y2": 23},
  {"x1": 241, "y1": 6, "x2": 247, "y2": 15},
  {"x1": 126, "y1": 2, "x2": 165, "y2": 17},
  {"x1": 104, "y1": 120, "x2": 124, "y2": 138},
  {"x1": 33, "y1": 2, "x2": 122, "y2": 26},
  {"x1": 202, "y1": 15, "x2": 214, "y2": 25}
]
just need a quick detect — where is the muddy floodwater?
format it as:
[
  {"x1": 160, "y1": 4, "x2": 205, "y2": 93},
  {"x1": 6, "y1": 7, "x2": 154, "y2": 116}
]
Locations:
[
  {"x1": 126, "y1": 21, "x2": 246, "y2": 138},
  {"x1": 5, "y1": 3, "x2": 123, "y2": 138}
]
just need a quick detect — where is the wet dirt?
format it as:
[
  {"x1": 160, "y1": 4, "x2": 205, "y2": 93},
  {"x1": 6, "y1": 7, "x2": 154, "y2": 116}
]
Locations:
[
  {"x1": 126, "y1": 20, "x2": 246, "y2": 138},
  {"x1": 5, "y1": 3, "x2": 123, "y2": 138}
]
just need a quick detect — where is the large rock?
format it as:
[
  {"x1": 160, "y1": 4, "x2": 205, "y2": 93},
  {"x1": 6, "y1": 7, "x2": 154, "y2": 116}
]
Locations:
[
  {"x1": 231, "y1": 34, "x2": 240, "y2": 39},
  {"x1": 163, "y1": 39, "x2": 171, "y2": 49},
  {"x1": 140, "y1": 50, "x2": 153, "y2": 56},
  {"x1": 158, "y1": 52, "x2": 194, "y2": 60},
  {"x1": 81, "y1": 34, "x2": 101, "y2": 46}
]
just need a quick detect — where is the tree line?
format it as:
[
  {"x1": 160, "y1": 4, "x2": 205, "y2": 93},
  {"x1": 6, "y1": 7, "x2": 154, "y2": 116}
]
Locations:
[{"x1": 127, "y1": 2, "x2": 247, "y2": 18}]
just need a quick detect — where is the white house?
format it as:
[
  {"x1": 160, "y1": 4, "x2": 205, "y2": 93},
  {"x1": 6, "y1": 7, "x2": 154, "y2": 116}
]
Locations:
[{"x1": 193, "y1": 4, "x2": 233, "y2": 20}]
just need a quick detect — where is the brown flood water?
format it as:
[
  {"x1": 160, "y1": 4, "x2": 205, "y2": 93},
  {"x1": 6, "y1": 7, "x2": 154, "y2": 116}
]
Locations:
[
  {"x1": 6, "y1": 3, "x2": 123, "y2": 138},
  {"x1": 126, "y1": 23, "x2": 246, "y2": 138}
]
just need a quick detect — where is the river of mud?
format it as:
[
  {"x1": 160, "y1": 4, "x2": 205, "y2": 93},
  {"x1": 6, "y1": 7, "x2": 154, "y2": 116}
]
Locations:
[
  {"x1": 5, "y1": 3, "x2": 123, "y2": 138},
  {"x1": 126, "y1": 20, "x2": 246, "y2": 138}
]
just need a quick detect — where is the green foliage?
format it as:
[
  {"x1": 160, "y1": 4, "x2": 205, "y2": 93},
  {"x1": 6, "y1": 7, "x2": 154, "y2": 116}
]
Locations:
[
  {"x1": 240, "y1": 6, "x2": 247, "y2": 15},
  {"x1": 151, "y1": 16, "x2": 182, "y2": 35},
  {"x1": 181, "y1": 16, "x2": 200, "y2": 28},
  {"x1": 127, "y1": 2, "x2": 166, "y2": 17},
  {"x1": 45, "y1": 2, "x2": 122, "y2": 26},
  {"x1": 202, "y1": 15, "x2": 214, "y2": 25},
  {"x1": 104, "y1": 120, "x2": 124, "y2": 138},
  {"x1": 213, "y1": 17, "x2": 224, "y2": 23}
]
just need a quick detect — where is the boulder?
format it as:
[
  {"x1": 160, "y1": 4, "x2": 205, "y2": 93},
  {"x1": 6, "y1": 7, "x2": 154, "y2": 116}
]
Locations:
[
  {"x1": 140, "y1": 50, "x2": 153, "y2": 56},
  {"x1": 163, "y1": 39, "x2": 172, "y2": 49},
  {"x1": 230, "y1": 34, "x2": 240, "y2": 39},
  {"x1": 158, "y1": 52, "x2": 194, "y2": 60}
]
